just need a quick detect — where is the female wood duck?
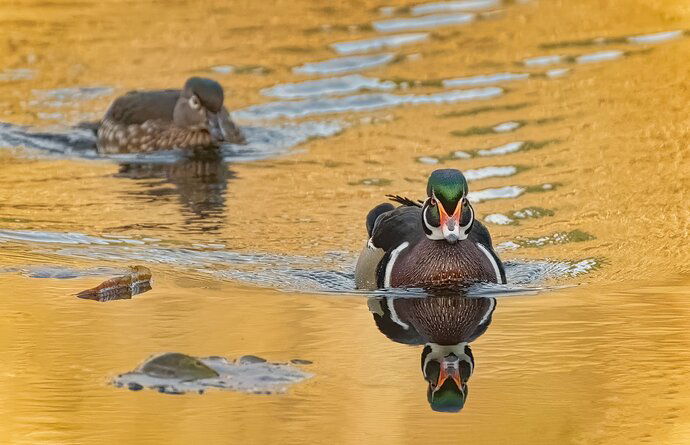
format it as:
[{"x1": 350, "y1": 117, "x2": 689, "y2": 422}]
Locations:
[
  {"x1": 97, "y1": 77, "x2": 245, "y2": 154},
  {"x1": 355, "y1": 168, "x2": 506, "y2": 289},
  {"x1": 369, "y1": 294, "x2": 496, "y2": 412}
]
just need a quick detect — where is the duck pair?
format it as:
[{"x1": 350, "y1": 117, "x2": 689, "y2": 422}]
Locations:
[{"x1": 98, "y1": 80, "x2": 504, "y2": 289}]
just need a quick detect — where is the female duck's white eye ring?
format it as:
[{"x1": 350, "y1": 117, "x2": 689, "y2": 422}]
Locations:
[{"x1": 188, "y1": 95, "x2": 201, "y2": 110}]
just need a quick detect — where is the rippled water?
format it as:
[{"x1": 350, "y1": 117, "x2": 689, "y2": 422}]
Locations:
[{"x1": 0, "y1": 0, "x2": 689, "y2": 443}]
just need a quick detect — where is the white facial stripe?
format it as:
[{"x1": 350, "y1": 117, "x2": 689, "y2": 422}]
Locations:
[
  {"x1": 478, "y1": 298, "x2": 496, "y2": 326},
  {"x1": 458, "y1": 203, "x2": 474, "y2": 239},
  {"x1": 476, "y1": 243, "x2": 503, "y2": 283},
  {"x1": 384, "y1": 241, "x2": 409, "y2": 288},
  {"x1": 385, "y1": 297, "x2": 409, "y2": 329},
  {"x1": 423, "y1": 203, "x2": 444, "y2": 240},
  {"x1": 425, "y1": 196, "x2": 474, "y2": 242},
  {"x1": 189, "y1": 95, "x2": 200, "y2": 109}
]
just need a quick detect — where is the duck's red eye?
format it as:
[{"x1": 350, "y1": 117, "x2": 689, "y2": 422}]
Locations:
[{"x1": 430, "y1": 198, "x2": 437, "y2": 206}]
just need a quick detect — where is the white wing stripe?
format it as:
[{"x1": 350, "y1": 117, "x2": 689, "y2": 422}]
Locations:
[
  {"x1": 384, "y1": 241, "x2": 409, "y2": 288},
  {"x1": 478, "y1": 297, "x2": 496, "y2": 326},
  {"x1": 476, "y1": 243, "x2": 502, "y2": 283},
  {"x1": 386, "y1": 297, "x2": 409, "y2": 329}
]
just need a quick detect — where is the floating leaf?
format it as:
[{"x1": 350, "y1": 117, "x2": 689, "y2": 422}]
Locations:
[{"x1": 76, "y1": 265, "x2": 152, "y2": 302}]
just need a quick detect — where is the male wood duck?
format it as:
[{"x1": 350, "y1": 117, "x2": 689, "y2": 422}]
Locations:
[
  {"x1": 97, "y1": 77, "x2": 245, "y2": 154},
  {"x1": 369, "y1": 294, "x2": 496, "y2": 412},
  {"x1": 355, "y1": 169, "x2": 506, "y2": 289}
]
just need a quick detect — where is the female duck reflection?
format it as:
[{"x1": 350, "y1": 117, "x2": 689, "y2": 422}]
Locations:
[
  {"x1": 368, "y1": 294, "x2": 495, "y2": 413},
  {"x1": 116, "y1": 153, "x2": 232, "y2": 231}
]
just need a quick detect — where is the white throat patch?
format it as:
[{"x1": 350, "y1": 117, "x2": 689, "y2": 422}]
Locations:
[
  {"x1": 423, "y1": 342, "x2": 474, "y2": 375},
  {"x1": 457, "y1": 203, "x2": 474, "y2": 240},
  {"x1": 422, "y1": 196, "x2": 474, "y2": 241},
  {"x1": 423, "y1": 204, "x2": 444, "y2": 240}
]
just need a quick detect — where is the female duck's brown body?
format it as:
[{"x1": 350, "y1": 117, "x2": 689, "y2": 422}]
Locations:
[{"x1": 97, "y1": 77, "x2": 245, "y2": 154}]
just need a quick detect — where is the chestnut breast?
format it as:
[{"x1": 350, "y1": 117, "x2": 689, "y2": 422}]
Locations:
[
  {"x1": 393, "y1": 296, "x2": 495, "y2": 344},
  {"x1": 390, "y1": 238, "x2": 499, "y2": 288}
]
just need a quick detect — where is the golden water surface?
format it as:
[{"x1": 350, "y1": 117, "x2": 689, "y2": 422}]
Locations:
[{"x1": 0, "y1": 0, "x2": 689, "y2": 443}]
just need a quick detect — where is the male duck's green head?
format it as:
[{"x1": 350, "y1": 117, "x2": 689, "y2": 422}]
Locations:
[
  {"x1": 423, "y1": 169, "x2": 474, "y2": 244},
  {"x1": 422, "y1": 343, "x2": 473, "y2": 413}
]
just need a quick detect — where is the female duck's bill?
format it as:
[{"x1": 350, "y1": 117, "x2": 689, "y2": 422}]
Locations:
[{"x1": 97, "y1": 76, "x2": 245, "y2": 154}]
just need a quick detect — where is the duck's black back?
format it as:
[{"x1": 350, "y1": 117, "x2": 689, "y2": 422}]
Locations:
[{"x1": 370, "y1": 205, "x2": 426, "y2": 251}]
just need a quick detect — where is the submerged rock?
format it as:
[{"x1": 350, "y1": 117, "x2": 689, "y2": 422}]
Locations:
[
  {"x1": 290, "y1": 359, "x2": 313, "y2": 365},
  {"x1": 139, "y1": 353, "x2": 219, "y2": 380},
  {"x1": 237, "y1": 355, "x2": 267, "y2": 364}
]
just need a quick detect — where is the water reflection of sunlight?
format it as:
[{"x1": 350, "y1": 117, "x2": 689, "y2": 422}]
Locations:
[
  {"x1": 236, "y1": 87, "x2": 503, "y2": 120},
  {"x1": 373, "y1": 13, "x2": 475, "y2": 33},
  {"x1": 330, "y1": 33, "x2": 429, "y2": 55},
  {"x1": 293, "y1": 53, "x2": 396, "y2": 75}
]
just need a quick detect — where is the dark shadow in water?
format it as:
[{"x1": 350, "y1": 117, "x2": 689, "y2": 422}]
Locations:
[
  {"x1": 368, "y1": 292, "x2": 496, "y2": 413},
  {"x1": 115, "y1": 152, "x2": 233, "y2": 233}
]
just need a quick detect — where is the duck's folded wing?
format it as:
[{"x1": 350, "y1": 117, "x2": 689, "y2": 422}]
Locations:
[
  {"x1": 356, "y1": 204, "x2": 421, "y2": 289},
  {"x1": 466, "y1": 297, "x2": 497, "y2": 342},
  {"x1": 369, "y1": 297, "x2": 425, "y2": 345},
  {"x1": 468, "y1": 219, "x2": 494, "y2": 248},
  {"x1": 370, "y1": 205, "x2": 425, "y2": 252},
  {"x1": 365, "y1": 203, "x2": 395, "y2": 237},
  {"x1": 104, "y1": 90, "x2": 180, "y2": 125},
  {"x1": 468, "y1": 220, "x2": 506, "y2": 283}
]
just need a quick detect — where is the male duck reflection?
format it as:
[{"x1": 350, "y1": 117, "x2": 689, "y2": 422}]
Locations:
[
  {"x1": 369, "y1": 295, "x2": 496, "y2": 412},
  {"x1": 355, "y1": 169, "x2": 506, "y2": 289},
  {"x1": 97, "y1": 77, "x2": 245, "y2": 154}
]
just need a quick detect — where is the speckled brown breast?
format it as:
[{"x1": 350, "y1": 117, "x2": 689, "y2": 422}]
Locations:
[
  {"x1": 390, "y1": 238, "x2": 499, "y2": 288},
  {"x1": 97, "y1": 119, "x2": 215, "y2": 154}
]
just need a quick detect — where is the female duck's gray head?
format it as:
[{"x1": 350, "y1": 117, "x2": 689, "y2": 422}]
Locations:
[
  {"x1": 422, "y1": 343, "x2": 474, "y2": 412},
  {"x1": 422, "y1": 169, "x2": 474, "y2": 244},
  {"x1": 173, "y1": 77, "x2": 229, "y2": 142}
]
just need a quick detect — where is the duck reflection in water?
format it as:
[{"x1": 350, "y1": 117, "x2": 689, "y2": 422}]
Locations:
[
  {"x1": 116, "y1": 151, "x2": 232, "y2": 232},
  {"x1": 368, "y1": 294, "x2": 496, "y2": 413}
]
